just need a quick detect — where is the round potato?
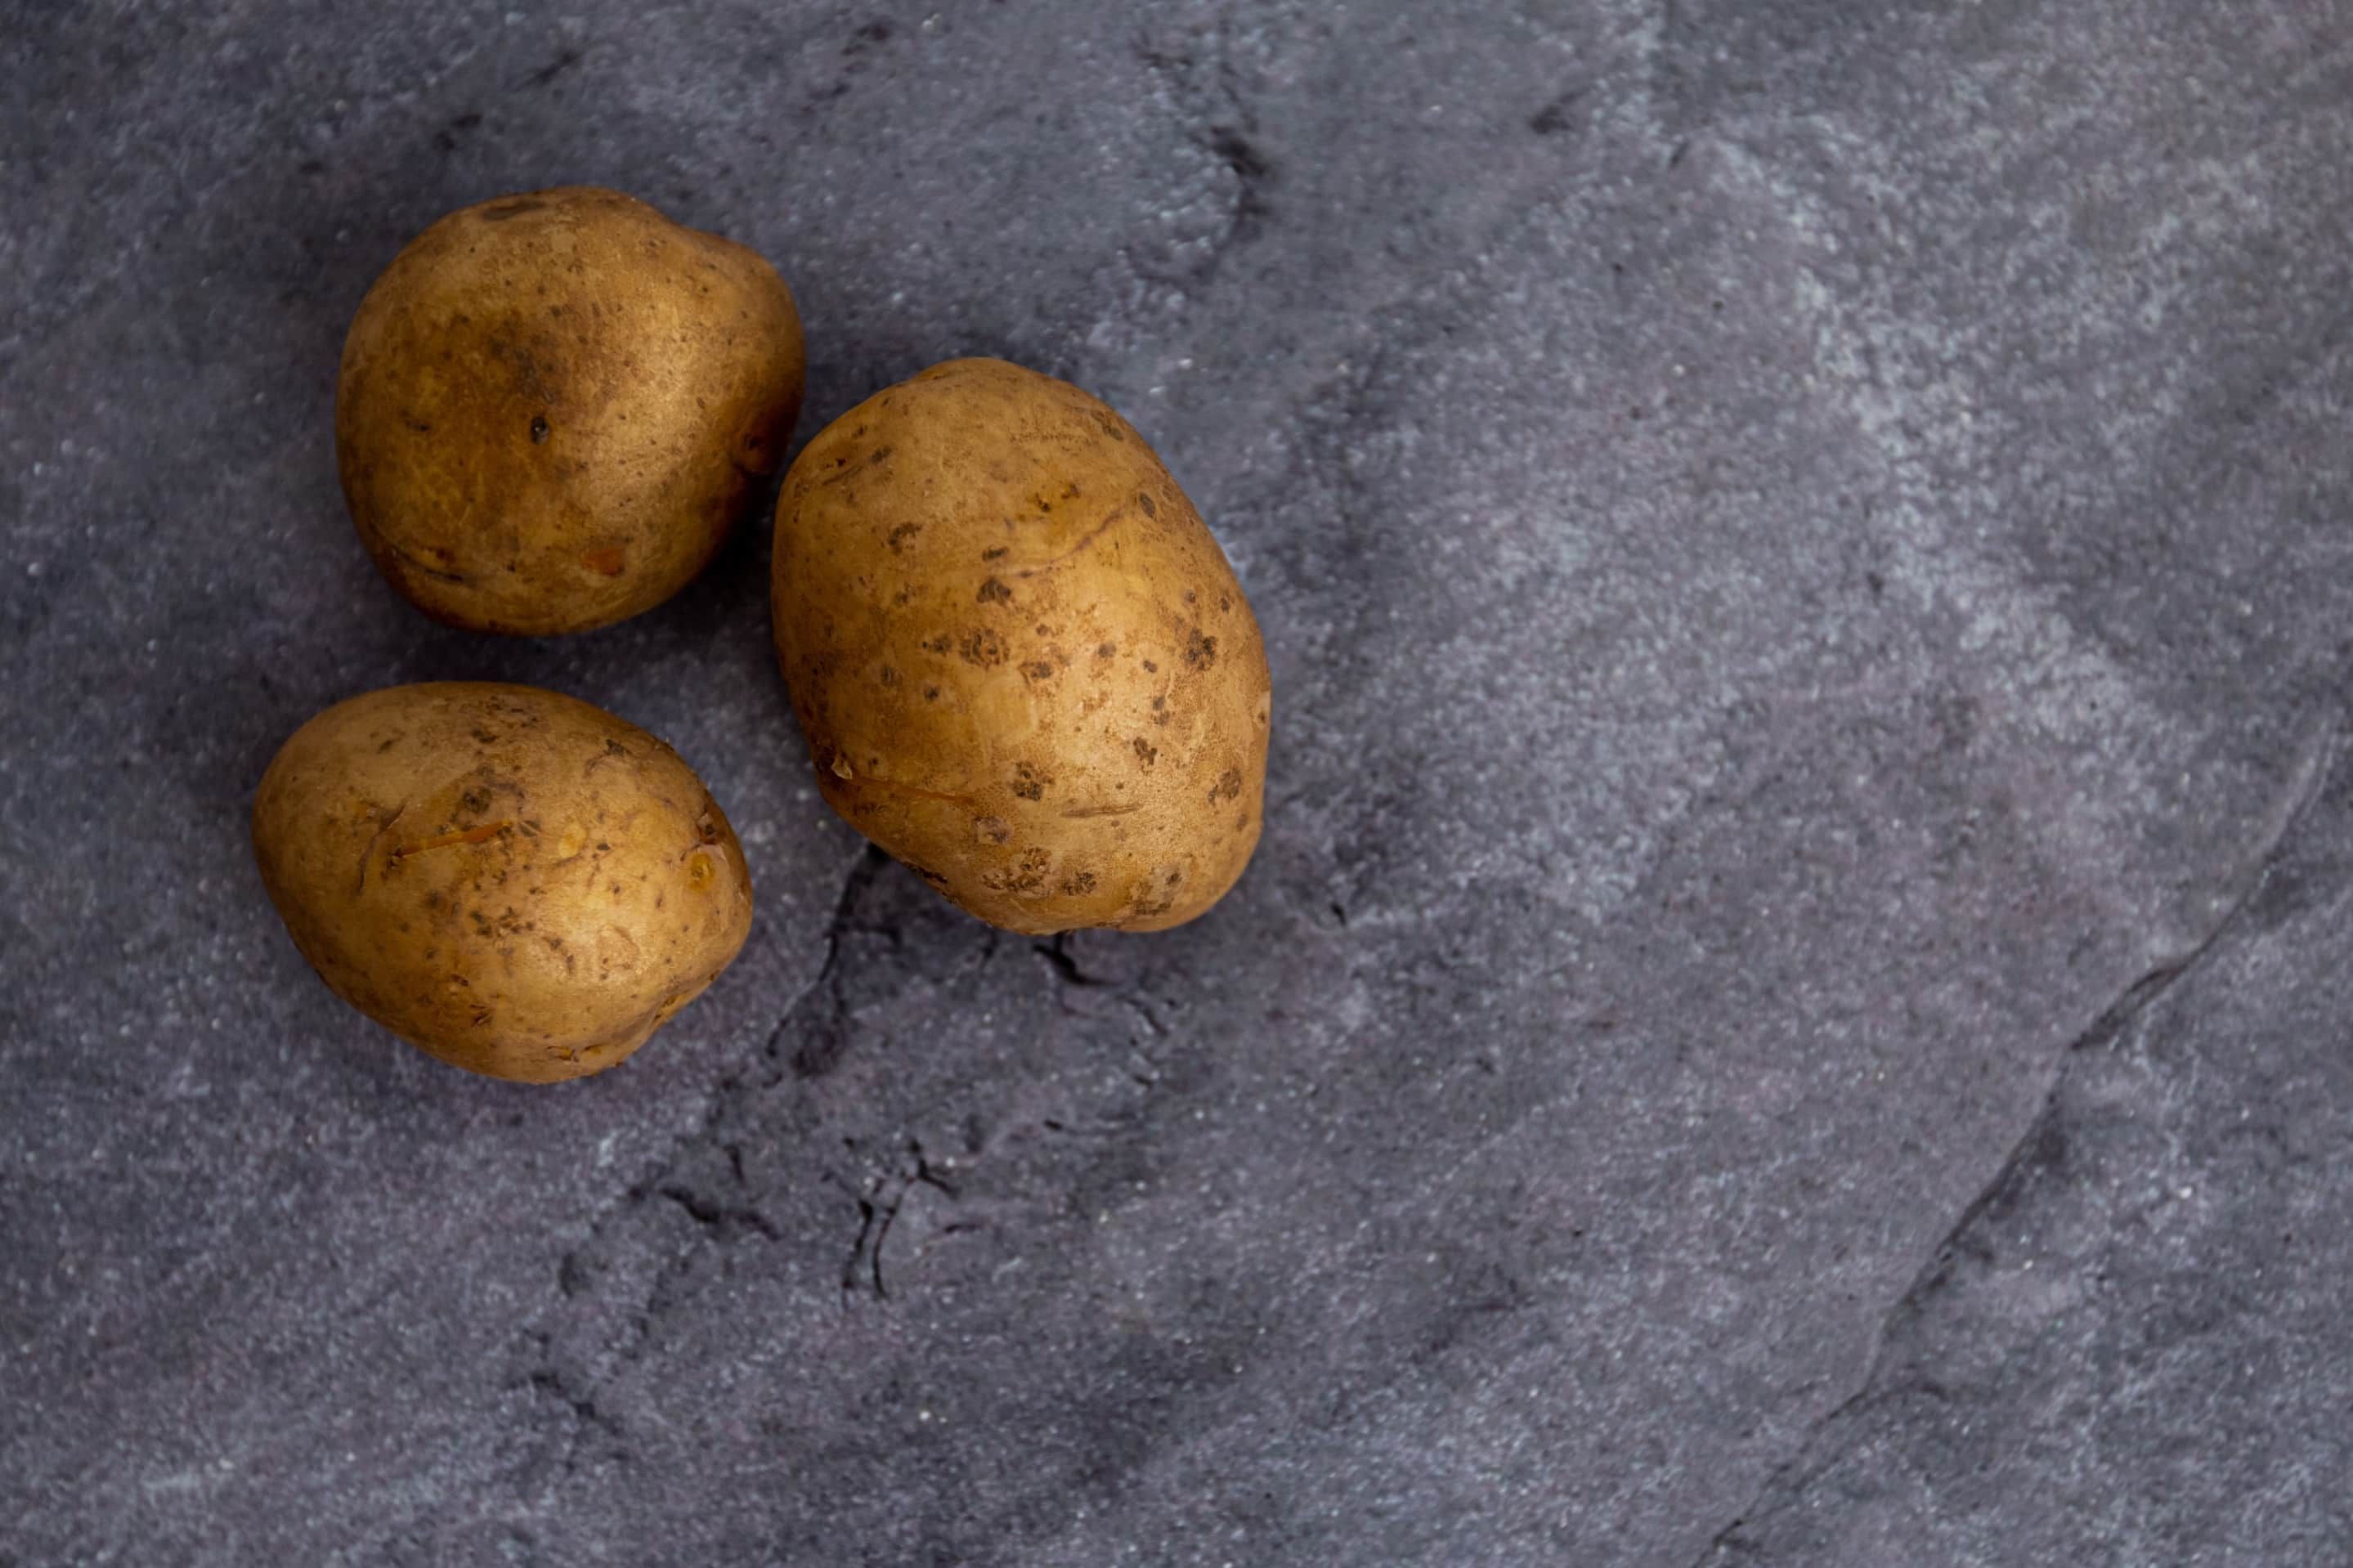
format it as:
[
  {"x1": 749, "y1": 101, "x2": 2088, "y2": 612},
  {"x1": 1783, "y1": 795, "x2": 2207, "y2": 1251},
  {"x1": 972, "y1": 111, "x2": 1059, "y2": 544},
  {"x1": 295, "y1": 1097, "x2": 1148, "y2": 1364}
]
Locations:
[
  {"x1": 252, "y1": 683, "x2": 754, "y2": 1082},
  {"x1": 771, "y1": 357, "x2": 1271, "y2": 934},
  {"x1": 337, "y1": 186, "x2": 804, "y2": 635}
]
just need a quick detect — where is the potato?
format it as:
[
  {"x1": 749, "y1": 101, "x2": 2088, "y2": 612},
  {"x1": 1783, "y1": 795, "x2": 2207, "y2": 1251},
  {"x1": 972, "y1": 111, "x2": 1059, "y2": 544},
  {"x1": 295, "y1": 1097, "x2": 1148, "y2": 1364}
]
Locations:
[
  {"x1": 252, "y1": 683, "x2": 754, "y2": 1082},
  {"x1": 771, "y1": 358, "x2": 1271, "y2": 934},
  {"x1": 337, "y1": 186, "x2": 804, "y2": 635}
]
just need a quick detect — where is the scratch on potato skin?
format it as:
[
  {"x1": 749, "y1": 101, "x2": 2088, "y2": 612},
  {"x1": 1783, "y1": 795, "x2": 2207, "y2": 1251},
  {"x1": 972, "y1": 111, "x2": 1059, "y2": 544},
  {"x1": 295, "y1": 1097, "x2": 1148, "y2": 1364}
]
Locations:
[
  {"x1": 353, "y1": 804, "x2": 407, "y2": 894},
  {"x1": 389, "y1": 820, "x2": 515, "y2": 860}
]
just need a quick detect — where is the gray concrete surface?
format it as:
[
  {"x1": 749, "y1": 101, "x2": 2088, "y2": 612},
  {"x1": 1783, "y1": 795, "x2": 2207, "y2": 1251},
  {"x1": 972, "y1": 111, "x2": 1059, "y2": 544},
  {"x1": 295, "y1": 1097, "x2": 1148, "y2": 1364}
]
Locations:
[{"x1": 6, "y1": 2, "x2": 2353, "y2": 1563}]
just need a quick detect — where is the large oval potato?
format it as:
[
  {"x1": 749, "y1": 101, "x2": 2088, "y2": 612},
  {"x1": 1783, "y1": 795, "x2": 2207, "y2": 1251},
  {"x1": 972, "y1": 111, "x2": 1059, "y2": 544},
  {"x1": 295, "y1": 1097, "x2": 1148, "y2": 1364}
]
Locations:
[
  {"x1": 253, "y1": 683, "x2": 754, "y2": 1082},
  {"x1": 337, "y1": 186, "x2": 803, "y2": 635},
  {"x1": 771, "y1": 358, "x2": 1271, "y2": 934}
]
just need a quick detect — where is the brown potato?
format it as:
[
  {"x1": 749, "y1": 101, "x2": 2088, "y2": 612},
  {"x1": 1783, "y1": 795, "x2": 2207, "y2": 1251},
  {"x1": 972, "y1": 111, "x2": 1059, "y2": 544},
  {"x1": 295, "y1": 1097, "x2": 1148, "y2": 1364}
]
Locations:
[
  {"x1": 337, "y1": 186, "x2": 803, "y2": 635},
  {"x1": 771, "y1": 358, "x2": 1271, "y2": 934},
  {"x1": 252, "y1": 683, "x2": 754, "y2": 1082}
]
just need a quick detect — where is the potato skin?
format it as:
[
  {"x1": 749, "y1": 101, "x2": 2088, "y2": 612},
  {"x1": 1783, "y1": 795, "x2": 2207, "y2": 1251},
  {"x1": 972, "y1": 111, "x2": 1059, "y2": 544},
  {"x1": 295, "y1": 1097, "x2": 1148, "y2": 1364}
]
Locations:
[
  {"x1": 252, "y1": 683, "x2": 754, "y2": 1082},
  {"x1": 771, "y1": 358, "x2": 1271, "y2": 934},
  {"x1": 337, "y1": 186, "x2": 804, "y2": 635}
]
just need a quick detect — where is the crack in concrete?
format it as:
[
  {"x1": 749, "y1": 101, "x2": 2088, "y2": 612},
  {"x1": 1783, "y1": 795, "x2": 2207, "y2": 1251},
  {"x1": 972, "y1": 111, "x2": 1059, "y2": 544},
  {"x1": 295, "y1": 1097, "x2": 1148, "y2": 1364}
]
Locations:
[
  {"x1": 764, "y1": 843, "x2": 893, "y2": 1081},
  {"x1": 512, "y1": 1331, "x2": 628, "y2": 1480},
  {"x1": 831, "y1": 1139, "x2": 960, "y2": 1305},
  {"x1": 652, "y1": 1180, "x2": 780, "y2": 1243},
  {"x1": 1687, "y1": 719, "x2": 2338, "y2": 1565},
  {"x1": 504, "y1": 840, "x2": 880, "y2": 1458},
  {"x1": 1129, "y1": 4, "x2": 1275, "y2": 288},
  {"x1": 1031, "y1": 932, "x2": 1172, "y2": 1049}
]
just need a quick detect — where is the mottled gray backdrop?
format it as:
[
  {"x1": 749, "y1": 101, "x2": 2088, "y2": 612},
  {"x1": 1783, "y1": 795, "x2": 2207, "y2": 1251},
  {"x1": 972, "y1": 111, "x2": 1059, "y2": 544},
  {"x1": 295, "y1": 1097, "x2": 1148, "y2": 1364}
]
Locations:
[{"x1": 7, "y1": 2, "x2": 2353, "y2": 1564}]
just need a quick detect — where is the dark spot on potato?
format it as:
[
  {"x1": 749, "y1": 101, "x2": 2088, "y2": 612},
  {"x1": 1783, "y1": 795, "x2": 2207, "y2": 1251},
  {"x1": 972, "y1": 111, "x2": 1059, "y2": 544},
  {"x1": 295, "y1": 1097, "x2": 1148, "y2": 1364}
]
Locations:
[
  {"x1": 1142, "y1": 659, "x2": 1159, "y2": 674},
  {"x1": 867, "y1": 445, "x2": 894, "y2": 465},
  {"x1": 977, "y1": 576, "x2": 1013, "y2": 605},
  {"x1": 1020, "y1": 661, "x2": 1055, "y2": 682},
  {"x1": 1209, "y1": 768, "x2": 1244, "y2": 804},
  {"x1": 606, "y1": 739, "x2": 628, "y2": 757},
  {"x1": 960, "y1": 629, "x2": 1006, "y2": 667},
  {"x1": 1132, "y1": 737, "x2": 1158, "y2": 768},
  {"x1": 530, "y1": 414, "x2": 550, "y2": 443},
  {"x1": 461, "y1": 786, "x2": 491, "y2": 813},
  {"x1": 1097, "y1": 642, "x2": 1116, "y2": 658},
  {"x1": 1136, "y1": 491, "x2": 1157, "y2": 517},
  {"x1": 1092, "y1": 411, "x2": 1127, "y2": 442},
  {"x1": 921, "y1": 634, "x2": 952, "y2": 655},
  {"x1": 1219, "y1": 594, "x2": 1232, "y2": 612},
  {"x1": 922, "y1": 686, "x2": 940, "y2": 701},
  {"x1": 580, "y1": 545, "x2": 626, "y2": 576},
  {"x1": 974, "y1": 816, "x2": 1011, "y2": 844},
  {"x1": 481, "y1": 197, "x2": 547, "y2": 222},
  {"x1": 982, "y1": 546, "x2": 1008, "y2": 561},
  {"x1": 1184, "y1": 629, "x2": 1218, "y2": 669},
  {"x1": 1012, "y1": 763, "x2": 1048, "y2": 800},
  {"x1": 878, "y1": 665, "x2": 899, "y2": 687},
  {"x1": 1183, "y1": 589, "x2": 1197, "y2": 604},
  {"x1": 982, "y1": 846, "x2": 1054, "y2": 894},
  {"x1": 889, "y1": 522, "x2": 923, "y2": 552},
  {"x1": 1060, "y1": 870, "x2": 1098, "y2": 895},
  {"x1": 470, "y1": 728, "x2": 498, "y2": 745}
]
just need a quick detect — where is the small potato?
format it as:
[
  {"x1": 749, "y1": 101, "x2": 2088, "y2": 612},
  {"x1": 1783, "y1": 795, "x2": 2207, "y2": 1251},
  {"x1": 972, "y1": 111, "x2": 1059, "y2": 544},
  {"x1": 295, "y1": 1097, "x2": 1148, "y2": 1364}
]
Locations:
[
  {"x1": 771, "y1": 358, "x2": 1271, "y2": 934},
  {"x1": 337, "y1": 186, "x2": 804, "y2": 635},
  {"x1": 253, "y1": 683, "x2": 753, "y2": 1082}
]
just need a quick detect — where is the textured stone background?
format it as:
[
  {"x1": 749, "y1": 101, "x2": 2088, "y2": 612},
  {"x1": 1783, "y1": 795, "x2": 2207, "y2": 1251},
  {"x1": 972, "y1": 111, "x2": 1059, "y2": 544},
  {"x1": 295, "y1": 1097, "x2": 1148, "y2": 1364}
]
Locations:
[{"x1": 7, "y1": 2, "x2": 2353, "y2": 1563}]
